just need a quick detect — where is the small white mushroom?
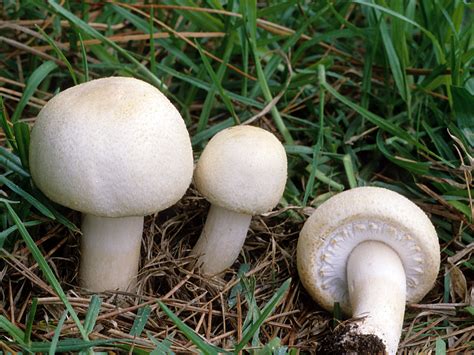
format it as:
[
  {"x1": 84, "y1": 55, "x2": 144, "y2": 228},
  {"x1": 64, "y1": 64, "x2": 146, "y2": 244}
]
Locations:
[
  {"x1": 297, "y1": 186, "x2": 440, "y2": 354},
  {"x1": 191, "y1": 126, "x2": 287, "y2": 275},
  {"x1": 29, "y1": 77, "x2": 194, "y2": 292}
]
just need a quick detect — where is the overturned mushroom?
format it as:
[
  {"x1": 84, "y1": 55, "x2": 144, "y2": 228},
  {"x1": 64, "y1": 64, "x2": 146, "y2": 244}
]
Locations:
[
  {"x1": 297, "y1": 187, "x2": 440, "y2": 354},
  {"x1": 29, "y1": 77, "x2": 193, "y2": 292},
  {"x1": 191, "y1": 126, "x2": 287, "y2": 275}
]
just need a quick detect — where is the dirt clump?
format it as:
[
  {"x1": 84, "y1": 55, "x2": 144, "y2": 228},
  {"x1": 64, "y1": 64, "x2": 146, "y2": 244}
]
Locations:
[{"x1": 318, "y1": 323, "x2": 386, "y2": 354}]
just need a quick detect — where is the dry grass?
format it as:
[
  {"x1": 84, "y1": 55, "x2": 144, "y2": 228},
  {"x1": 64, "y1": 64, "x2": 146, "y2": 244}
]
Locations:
[{"x1": 1, "y1": 187, "x2": 472, "y2": 353}]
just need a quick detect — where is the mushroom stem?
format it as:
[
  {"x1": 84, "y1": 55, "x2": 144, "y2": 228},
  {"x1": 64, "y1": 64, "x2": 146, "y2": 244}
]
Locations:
[
  {"x1": 79, "y1": 214, "x2": 144, "y2": 292},
  {"x1": 191, "y1": 204, "x2": 252, "y2": 275},
  {"x1": 346, "y1": 240, "x2": 406, "y2": 355}
]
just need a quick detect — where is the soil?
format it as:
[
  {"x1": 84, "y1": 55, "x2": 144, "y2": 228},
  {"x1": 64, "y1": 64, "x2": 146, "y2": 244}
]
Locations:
[{"x1": 317, "y1": 323, "x2": 386, "y2": 354}]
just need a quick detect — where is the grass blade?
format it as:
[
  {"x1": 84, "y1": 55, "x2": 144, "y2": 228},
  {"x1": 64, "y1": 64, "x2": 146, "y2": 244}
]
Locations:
[
  {"x1": 129, "y1": 305, "x2": 152, "y2": 337},
  {"x1": 47, "y1": 0, "x2": 164, "y2": 89},
  {"x1": 197, "y1": 30, "x2": 235, "y2": 132},
  {"x1": 24, "y1": 298, "x2": 38, "y2": 345},
  {"x1": 0, "y1": 146, "x2": 30, "y2": 177},
  {"x1": 38, "y1": 196, "x2": 79, "y2": 232},
  {"x1": 78, "y1": 32, "x2": 89, "y2": 82},
  {"x1": 30, "y1": 338, "x2": 122, "y2": 352},
  {"x1": 303, "y1": 65, "x2": 326, "y2": 205},
  {"x1": 464, "y1": 306, "x2": 474, "y2": 316},
  {"x1": 451, "y1": 86, "x2": 474, "y2": 147},
  {"x1": 0, "y1": 315, "x2": 27, "y2": 347},
  {"x1": 13, "y1": 121, "x2": 31, "y2": 169},
  {"x1": 343, "y1": 154, "x2": 358, "y2": 189},
  {"x1": 235, "y1": 278, "x2": 291, "y2": 352},
  {"x1": 111, "y1": 4, "x2": 199, "y2": 73},
  {"x1": 195, "y1": 40, "x2": 239, "y2": 125},
  {"x1": 148, "y1": 6, "x2": 156, "y2": 77},
  {"x1": 0, "y1": 220, "x2": 41, "y2": 248},
  {"x1": 83, "y1": 295, "x2": 102, "y2": 335},
  {"x1": 241, "y1": 0, "x2": 293, "y2": 144},
  {"x1": 0, "y1": 96, "x2": 16, "y2": 149},
  {"x1": 153, "y1": 62, "x2": 262, "y2": 108},
  {"x1": 353, "y1": 1, "x2": 445, "y2": 63},
  {"x1": 191, "y1": 117, "x2": 234, "y2": 146},
  {"x1": 378, "y1": 17, "x2": 409, "y2": 103},
  {"x1": 250, "y1": 9, "x2": 319, "y2": 99},
  {"x1": 321, "y1": 79, "x2": 450, "y2": 165},
  {"x1": 49, "y1": 310, "x2": 68, "y2": 355},
  {"x1": 0, "y1": 175, "x2": 55, "y2": 219},
  {"x1": 157, "y1": 301, "x2": 227, "y2": 354},
  {"x1": 10, "y1": 61, "x2": 57, "y2": 124},
  {"x1": 147, "y1": 331, "x2": 175, "y2": 355},
  {"x1": 36, "y1": 26, "x2": 78, "y2": 85},
  {"x1": 3, "y1": 201, "x2": 88, "y2": 340},
  {"x1": 435, "y1": 338, "x2": 446, "y2": 355},
  {"x1": 171, "y1": 0, "x2": 223, "y2": 32},
  {"x1": 376, "y1": 132, "x2": 431, "y2": 175},
  {"x1": 311, "y1": 168, "x2": 345, "y2": 191}
]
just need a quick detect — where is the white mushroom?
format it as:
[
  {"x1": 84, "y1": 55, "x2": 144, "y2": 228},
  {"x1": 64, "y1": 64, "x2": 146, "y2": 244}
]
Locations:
[
  {"x1": 191, "y1": 126, "x2": 287, "y2": 275},
  {"x1": 297, "y1": 187, "x2": 440, "y2": 354},
  {"x1": 29, "y1": 77, "x2": 194, "y2": 292}
]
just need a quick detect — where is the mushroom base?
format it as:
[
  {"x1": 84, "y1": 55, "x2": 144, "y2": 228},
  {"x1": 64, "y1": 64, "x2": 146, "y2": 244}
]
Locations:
[
  {"x1": 346, "y1": 240, "x2": 407, "y2": 355},
  {"x1": 191, "y1": 204, "x2": 252, "y2": 275},
  {"x1": 79, "y1": 214, "x2": 144, "y2": 292}
]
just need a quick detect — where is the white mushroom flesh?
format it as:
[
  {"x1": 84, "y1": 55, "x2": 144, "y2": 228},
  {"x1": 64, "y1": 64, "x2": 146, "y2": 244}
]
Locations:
[
  {"x1": 80, "y1": 215, "x2": 143, "y2": 292},
  {"x1": 347, "y1": 240, "x2": 406, "y2": 355},
  {"x1": 191, "y1": 204, "x2": 252, "y2": 275}
]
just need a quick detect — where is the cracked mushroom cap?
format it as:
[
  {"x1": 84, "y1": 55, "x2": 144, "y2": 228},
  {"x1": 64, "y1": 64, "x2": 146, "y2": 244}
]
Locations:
[
  {"x1": 29, "y1": 77, "x2": 194, "y2": 217},
  {"x1": 297, "y1": 186, "x2": 440, "y2": 314},
  {"x1": 193, "y1": 125, "x2": 287, "y2": 215}
]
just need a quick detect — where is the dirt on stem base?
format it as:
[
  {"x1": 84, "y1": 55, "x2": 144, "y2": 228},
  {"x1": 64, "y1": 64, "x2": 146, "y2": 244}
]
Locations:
[{"x1": 318, "y1": 323, "x2": 386, "y2": 354}]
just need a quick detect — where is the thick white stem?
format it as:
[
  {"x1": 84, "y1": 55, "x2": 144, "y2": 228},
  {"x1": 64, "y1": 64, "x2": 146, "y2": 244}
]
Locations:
[
  {"x1": 347, "y1": 241, "x2": 406, "y2": 355},
  {"x1": 191, "y1": 204, "x2": 252, "y2": 275},
  {"x1": 79, "y1": 214, "x2": 144, "y2": 292}
]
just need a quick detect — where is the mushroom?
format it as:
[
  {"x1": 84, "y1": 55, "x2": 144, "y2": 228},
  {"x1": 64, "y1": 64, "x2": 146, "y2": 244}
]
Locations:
[
  {"x1": 29, "y1": 77, "x2": 194, "y2": 292},
  {"x1": 297, "y1": 187, "x2": 440, "y2": 354},
  {"x1": 191, "y1": 126, "x2": 287, "y2": 275}
]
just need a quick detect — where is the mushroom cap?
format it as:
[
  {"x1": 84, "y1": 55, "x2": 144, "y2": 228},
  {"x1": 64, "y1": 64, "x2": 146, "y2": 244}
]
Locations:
[
  {"x1": 29, "y1": 77, "x2": 194, "y2": 217},
  {"x1": 193, "y1": 126, "x2": 287, "y2": 215},
  {"x1": 297, "y1": 186, "x2": 440, "y2": 314}
]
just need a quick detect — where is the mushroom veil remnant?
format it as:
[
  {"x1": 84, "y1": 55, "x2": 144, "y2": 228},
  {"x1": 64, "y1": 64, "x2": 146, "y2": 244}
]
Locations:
[
  {"x1": 191, "y1": 125, "x2": 287, "y2": 275},
  {"x1": 297, "y1": 187, "x2": 440, "y2": 354},
  {"x1": 29, "y1": 77, "x2": 194, "y2": 292}
]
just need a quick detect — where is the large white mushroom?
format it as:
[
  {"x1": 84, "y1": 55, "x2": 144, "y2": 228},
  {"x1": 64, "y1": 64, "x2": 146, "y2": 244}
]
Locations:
[
  {"x1": 29, "y1": 77, "x2": 194, "y2": 292},
  {"x1": 191, "y1": 126, "x2": 287, "y2": 275},
  {"x1": 297, "y1": 186, "x2": 440, "y2": 354}
]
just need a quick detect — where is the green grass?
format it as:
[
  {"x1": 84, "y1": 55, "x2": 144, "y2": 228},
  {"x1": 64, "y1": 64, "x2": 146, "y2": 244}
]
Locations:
[{"x1": 0, "y1": 0, "x2": 473, "y2": 353}]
